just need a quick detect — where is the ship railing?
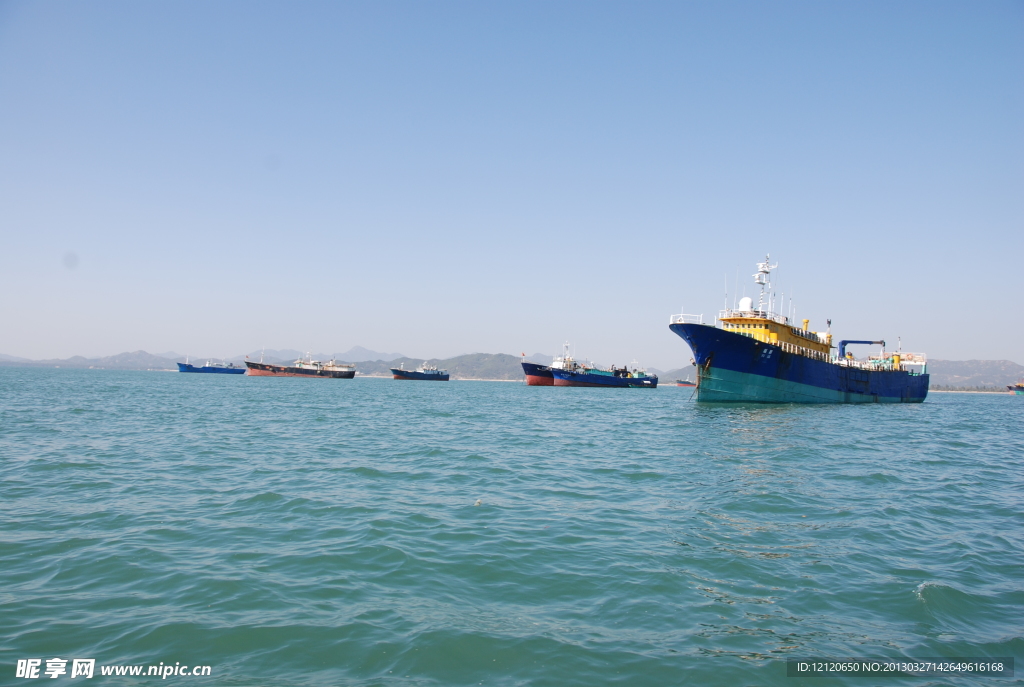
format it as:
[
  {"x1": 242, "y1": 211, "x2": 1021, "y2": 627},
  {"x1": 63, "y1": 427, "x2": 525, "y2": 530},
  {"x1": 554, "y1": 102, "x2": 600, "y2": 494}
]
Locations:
[
  {"x1": 669, "y1": 313, "x2": 704, "y2": 324},
  {"x1": 835, "y1": 357, "x2": 877, "y2": 369},
  {"x1": 718, "y1": 309, "x2": 790, "y2": 325},
  {"x1": 773, "y1": 341, "x2": 929, "y2": 372},
  {"x1": 832, "y1": 357, "x2": 905, "y2": 371},
  {"x1": 777, "y1": 340, "x2": 829, "y2": 362}
]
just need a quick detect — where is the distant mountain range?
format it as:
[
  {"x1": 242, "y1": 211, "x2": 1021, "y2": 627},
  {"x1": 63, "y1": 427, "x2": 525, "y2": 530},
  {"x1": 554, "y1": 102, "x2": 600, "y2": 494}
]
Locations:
[
  {"x1": 0, "y1": 350, "x2": 183, "y2": 370},
  {"x1": 928, "y1": 360, "x2": 1024, "y2": 388},
  {"x1": 228, "y1": 347, "x2": 405, "y2": 364},
  {"x1": 662, "y1": 366, "x2": 698, "y2": 381},
  {"x1": 0, "y1": 347, "x2": 406, "y2": 370},
  {"x1": 2, "y1": 351, "x2": 1020, "y2": 388},
  {"x1": 337, "y1": 346, "x2": 405, "y2": 362},
  {"x1": 0, "y1": 349, "x2": 520, "y2": 379}
]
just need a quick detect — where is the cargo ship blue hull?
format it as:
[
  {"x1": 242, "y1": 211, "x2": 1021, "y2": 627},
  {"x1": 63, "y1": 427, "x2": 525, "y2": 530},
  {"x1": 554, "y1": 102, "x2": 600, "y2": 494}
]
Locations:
[
  {"x1": 177, "y1": 362, "x2": 245, "y2": 374},
  {"x1": 391, "y1": 369, "x2": 449, "y2": 381},
  {"x1": 551, "y1": 369, "x2": 658, "y2": 388},
  {"x1": 670, "y1": 323, "x2": 928, "y2": 403}
]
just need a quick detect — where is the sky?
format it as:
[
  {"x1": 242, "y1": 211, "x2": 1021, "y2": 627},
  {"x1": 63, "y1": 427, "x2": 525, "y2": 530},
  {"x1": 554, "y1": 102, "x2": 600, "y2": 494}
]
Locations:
[{"x1": 1, "y1": 0, "x2": 1021, "y2": 368}]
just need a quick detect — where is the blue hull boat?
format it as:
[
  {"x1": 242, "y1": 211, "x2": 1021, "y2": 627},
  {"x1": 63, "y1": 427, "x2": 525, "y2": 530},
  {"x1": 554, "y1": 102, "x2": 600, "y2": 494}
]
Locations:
[
  {"x1": 551, "y1": 368, "x2": 657, "y2": 388},
  {"x1": 522, "y1": 361, "x2": 554, "y2": 385},
  {"x1": 670, "y1": 322, "x2": 928, "y2": 403},
  {"x1": 177, "y1": 362, "x2": 246, "y2": 374},
  {"x1": 669, "y1": 255, "x2": 929, "y2": 403},
  {"x1": 391, "y1": 365, "x2": 449, "y2": 381}
]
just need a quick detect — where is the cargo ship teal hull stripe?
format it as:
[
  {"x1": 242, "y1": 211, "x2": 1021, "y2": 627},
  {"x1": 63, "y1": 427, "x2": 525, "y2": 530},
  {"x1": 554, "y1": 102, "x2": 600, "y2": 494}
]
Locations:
[
  {"x1": 670, "y1": 322, "x2": 928, "y2": 404},
  {"x1": 698, "y1": 366, "x2": 914, "y2": 403}
]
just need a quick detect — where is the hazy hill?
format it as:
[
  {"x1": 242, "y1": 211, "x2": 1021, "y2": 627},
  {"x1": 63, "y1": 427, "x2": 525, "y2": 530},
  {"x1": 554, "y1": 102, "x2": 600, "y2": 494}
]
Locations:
[
  {"x1": 337, "y1": 346, "x2": 404, "y2": 362},
  {"x1": 0, "y1": 350, "x2": 512, "y2": 375},
  {"x1": 2, "y1": 350, "x2": 179, "y2": 370},
  {"x1": 439, "y1": 353, "x2": 523, "y2": 379},
  {"x1": 662, "y1": 366, "x2": 698, "y2": 381},
  {"x1": 354, "y1": 353, "x2": 523, "y2": 380},
  {"x1": 229, "y1": 349, "x2": 312, "y2": 364},
  {"x1": 928, "y1": 360, "x2": 1024, "y2": 388},
  {"x1": 228, "y1": 347, "x2": 404, "y2": 364}
]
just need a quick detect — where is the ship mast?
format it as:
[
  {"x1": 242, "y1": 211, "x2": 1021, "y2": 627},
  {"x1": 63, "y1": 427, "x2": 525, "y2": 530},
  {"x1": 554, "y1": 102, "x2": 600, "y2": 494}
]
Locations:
[{"x1": 754, "y1": 255, "x2": 777, "y2": 314}]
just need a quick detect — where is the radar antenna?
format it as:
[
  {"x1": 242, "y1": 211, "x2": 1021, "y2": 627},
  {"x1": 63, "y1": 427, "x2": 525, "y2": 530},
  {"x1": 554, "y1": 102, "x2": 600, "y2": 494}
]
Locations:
[{"x1": 753, "y1": 254, "x2": 778, "y2": 313}]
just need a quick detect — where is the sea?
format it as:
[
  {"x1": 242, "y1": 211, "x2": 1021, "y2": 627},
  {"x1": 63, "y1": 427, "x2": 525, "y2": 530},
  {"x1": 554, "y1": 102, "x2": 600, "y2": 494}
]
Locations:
[{"x1": 2, "y1": 367, "x2": 1021, "y2": 686}]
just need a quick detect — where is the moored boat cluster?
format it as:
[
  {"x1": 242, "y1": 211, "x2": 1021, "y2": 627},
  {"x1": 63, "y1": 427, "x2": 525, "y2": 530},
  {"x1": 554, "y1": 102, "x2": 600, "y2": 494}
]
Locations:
[
  {"x1": 521, "y1": 343, "x2": 658, "y2": 388},
  {"x1": 179, "y1": 352, "x2": 452, "y2": 381},
  {"x1": 178, "y1": 256, "x2": 934, "y2": 403}
]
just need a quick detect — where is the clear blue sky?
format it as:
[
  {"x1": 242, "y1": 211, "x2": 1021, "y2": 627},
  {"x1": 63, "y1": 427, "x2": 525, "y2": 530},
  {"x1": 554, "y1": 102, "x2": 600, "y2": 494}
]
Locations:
[{"x1": 1, "y1": 1, "x2": 1021, "y2": 367}]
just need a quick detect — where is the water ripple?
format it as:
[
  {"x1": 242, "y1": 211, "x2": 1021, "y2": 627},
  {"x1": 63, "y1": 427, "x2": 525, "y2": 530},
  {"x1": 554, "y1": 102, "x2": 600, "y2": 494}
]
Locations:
[{"x1": 1, "y1": 369, "x2": 1022, "y2": 685}]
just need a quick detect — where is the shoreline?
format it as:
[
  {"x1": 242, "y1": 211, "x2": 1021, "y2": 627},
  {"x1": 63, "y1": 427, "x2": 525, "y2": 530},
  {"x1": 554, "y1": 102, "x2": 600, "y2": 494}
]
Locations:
[
  {"x1": 929, "y1": 390, "x2": 1011, "y2": 395},
  {"x1": 357, "y1": 375, "x2": 520, "y2": 382}
]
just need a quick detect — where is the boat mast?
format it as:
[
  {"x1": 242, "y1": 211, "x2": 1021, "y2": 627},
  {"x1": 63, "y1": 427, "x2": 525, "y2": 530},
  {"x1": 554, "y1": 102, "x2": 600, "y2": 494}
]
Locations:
[{"x1": 754, "y1": 255, "x2": 778, "y2": 314}]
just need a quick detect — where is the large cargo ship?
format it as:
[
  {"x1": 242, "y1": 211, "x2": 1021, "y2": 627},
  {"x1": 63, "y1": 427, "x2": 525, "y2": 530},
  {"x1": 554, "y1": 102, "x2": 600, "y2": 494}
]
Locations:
[
  {"x1": 669, "y1": 256, "x2": 929, "y2": 403},
  {"x1": 177, "y1": 358, "x2": 245, "y2": 374},
  {"x1": 244, "y1": 354, "x2": 355, "y2": 378},
  {"x1": 391, "y1": 363, "x2": 449, "y2": 381}
]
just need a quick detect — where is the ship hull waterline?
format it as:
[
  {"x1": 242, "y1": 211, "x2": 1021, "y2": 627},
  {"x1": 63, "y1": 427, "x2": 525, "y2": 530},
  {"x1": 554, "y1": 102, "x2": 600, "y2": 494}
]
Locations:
[
  {"x1": 551, "y1": 369, "x2": 658, "y2": 388},
  {"x1": 670, "y1": 322, "x2": 928, "y2": 404},
  {"x1": 177, "y1": 363, "x2": 245, "y2": 374},
  {"x1": 391, "y1": 369, "x2": 450, "y2": 381}
]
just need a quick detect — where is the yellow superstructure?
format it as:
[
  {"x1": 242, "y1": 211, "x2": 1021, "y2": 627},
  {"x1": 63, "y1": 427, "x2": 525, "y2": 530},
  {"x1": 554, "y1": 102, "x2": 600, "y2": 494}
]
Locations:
[
  {"x1": 672, "y1": 255, "x2": 929, "y2": 378},
  {"x1": 720, "y1": 315, "x2": 832, "y2": 360}
]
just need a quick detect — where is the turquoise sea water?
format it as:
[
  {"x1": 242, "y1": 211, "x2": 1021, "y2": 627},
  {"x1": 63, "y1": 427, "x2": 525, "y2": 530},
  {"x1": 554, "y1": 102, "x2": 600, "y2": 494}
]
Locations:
[{"x1": 2, "y1": 367, "x2": 1022, "y2": 686}]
